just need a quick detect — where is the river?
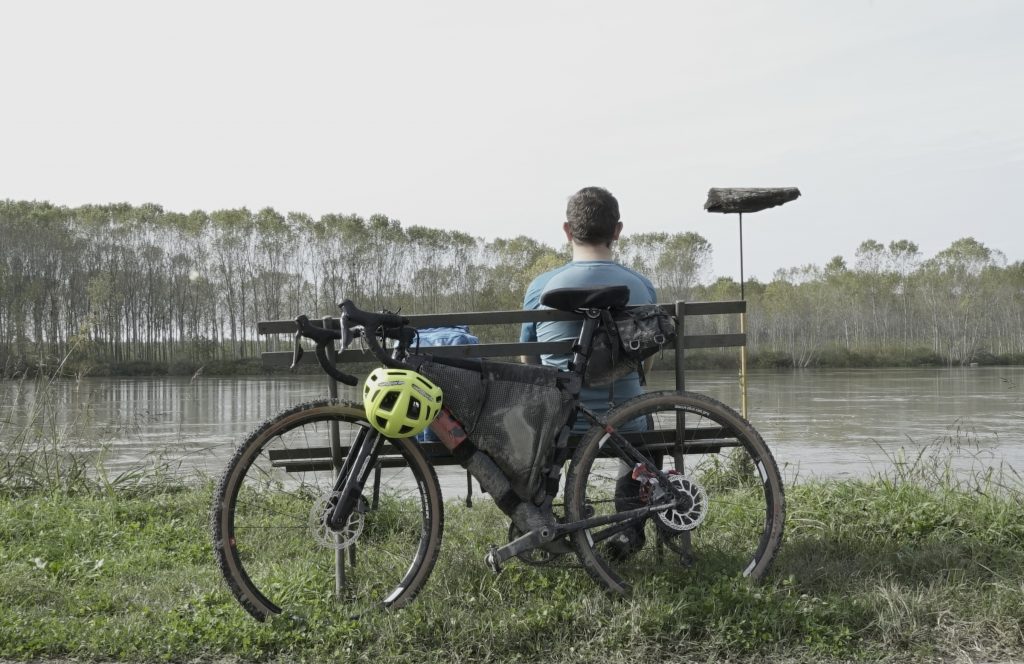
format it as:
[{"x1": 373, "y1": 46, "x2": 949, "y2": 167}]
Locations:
[{"x1": 2, "y1": 367, "x2": 1022, "y2": 492}]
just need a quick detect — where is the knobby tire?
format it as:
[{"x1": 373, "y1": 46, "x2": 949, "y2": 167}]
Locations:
[
  {"x1": 211, "y1": 399, "x2": 444, "y2": 620},
  {"x1": 565, "y1": 391, "x2": 785, "y2": 595}
]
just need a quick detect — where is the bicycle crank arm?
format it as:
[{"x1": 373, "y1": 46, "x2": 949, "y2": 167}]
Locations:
[
  {"x1": 485, "y1": 502, "x2": 674, "y2": 572},
  {"x1": 486, "y1": 524, "x2": 558, "y2": 572}
]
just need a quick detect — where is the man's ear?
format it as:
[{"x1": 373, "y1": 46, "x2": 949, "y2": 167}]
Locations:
[
  {"x1": 611, "y1": 221, "x2": 623, "y2": 241},
  {"x1": 563, "y1": 222, "x2": 573, "y2": 242}
]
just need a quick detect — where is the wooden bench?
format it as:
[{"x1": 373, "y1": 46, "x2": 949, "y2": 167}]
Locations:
[{"x1": 257, "y1": 300, "x2": 746, "y2": 502}]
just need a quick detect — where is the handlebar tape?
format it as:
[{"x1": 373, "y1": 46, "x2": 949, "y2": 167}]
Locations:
[{"x1": 314, "y1": 342, "x2": 358, "y2": 386}]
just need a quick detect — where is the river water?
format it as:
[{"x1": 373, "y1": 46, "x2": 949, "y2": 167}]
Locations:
[{"x1": 2, "y1": 367, "x2": 1022, "y2": 492}]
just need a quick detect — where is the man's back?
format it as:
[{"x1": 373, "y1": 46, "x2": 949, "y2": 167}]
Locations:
[{"x1": 521, "y1": 259, "x2": 657, "y2": 421}]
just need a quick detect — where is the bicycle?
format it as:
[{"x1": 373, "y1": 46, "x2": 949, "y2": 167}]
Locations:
[{"x1": 211, "y1": 286, "x2": 785, "y2": 621}]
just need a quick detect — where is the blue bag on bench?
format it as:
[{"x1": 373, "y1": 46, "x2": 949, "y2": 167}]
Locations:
[{"x1": 415, "y1": 325, "x2": 479, "y2": 348}]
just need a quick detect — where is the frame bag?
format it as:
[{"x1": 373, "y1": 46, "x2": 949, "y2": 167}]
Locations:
[{"x1": 406, "y1": 355, "x2": 575, "y2": 503}]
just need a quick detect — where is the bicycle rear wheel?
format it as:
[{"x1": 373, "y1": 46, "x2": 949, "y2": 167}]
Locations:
[
  {"x1": 565, "y1": 391, "x2": 784, "y2": 595},
  {"x1": 211, "y1": 399, "x2": 443, "y2": 621}
]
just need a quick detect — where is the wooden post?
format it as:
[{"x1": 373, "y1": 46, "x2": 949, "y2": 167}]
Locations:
[
  {"x1": 673, "y1": 300, "x2": 693, "y2": 559},
  {"x1": 324, "y1": 316, "x2": 345, "y2": 596},
  {"x1": 673, "y1": 300, "x2": 687, "y2": 472},
  {"x1": 741, "y1": 213, "x2": 749, "y2": 418}
]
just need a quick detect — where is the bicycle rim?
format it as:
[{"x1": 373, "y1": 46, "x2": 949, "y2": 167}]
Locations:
[
  {"x1": 565, "y1": 391, "x2": 784, "y2": 595},
  {"x1": 211, "y1": 399, "x2": 443, "y2": 621}
]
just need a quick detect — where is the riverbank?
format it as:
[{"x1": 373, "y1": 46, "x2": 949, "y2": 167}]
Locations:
[{"x1": 2, "y1": 472, "x2": 1022, "y2": 663}]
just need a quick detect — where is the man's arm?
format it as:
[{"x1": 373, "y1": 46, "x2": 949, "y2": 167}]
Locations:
[
  {"x1": 520, "y1": 280, "x2": 542, "y2": 365},
  {"x1": 519, "y1": 320, "x2": 540, "y2": 364}
]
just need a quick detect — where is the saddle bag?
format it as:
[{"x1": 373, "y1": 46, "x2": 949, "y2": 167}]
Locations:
[{"x1": 584, "y1": 304, "x2": 677, "y2": 388}]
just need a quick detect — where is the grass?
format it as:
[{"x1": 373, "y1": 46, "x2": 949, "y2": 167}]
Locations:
[{"x1": 0, "y1": 461, "x2": 1022, "y2": 663}]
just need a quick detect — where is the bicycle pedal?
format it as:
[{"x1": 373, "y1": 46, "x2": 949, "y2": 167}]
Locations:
[{"x1": 485, "y1": 545, "x2": 502, "y2": 574}]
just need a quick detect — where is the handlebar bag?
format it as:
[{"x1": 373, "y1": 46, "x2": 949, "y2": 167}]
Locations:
[{"x1": 406, "y1": 355, "x2": 574, "y2": 503}]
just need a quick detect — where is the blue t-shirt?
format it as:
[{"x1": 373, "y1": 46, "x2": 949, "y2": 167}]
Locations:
[{"x1": 520, "y1": 260, "x2": 657, "y2": 423}]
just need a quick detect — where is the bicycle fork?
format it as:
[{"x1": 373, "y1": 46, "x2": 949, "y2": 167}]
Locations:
[{"x1": 326, "y1": 428, "x2": 383, "y2": 531}]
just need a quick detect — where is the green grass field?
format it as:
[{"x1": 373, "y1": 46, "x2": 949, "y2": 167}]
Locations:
[{"x1": 1, "y1": 464, "x2": 1022, "y2": 663}]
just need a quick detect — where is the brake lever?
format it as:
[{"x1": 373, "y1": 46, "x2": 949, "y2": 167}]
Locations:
[
  {"x1": 290, "y1": 328, "x2": 304, "y2": 371},
  {"x1": 340, "y1": 310, "x2": 354, "y2": 349}
]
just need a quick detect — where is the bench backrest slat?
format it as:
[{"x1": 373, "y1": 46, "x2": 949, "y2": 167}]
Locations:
[{"x1": 258, "y1": 300, "x2": 745, "y2": 366}]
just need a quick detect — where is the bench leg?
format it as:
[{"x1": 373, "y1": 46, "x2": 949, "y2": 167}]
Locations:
[
  {"x1": 325, "y1": 335, "x2": 348, "y2": 597},
  {"x1": 672, "y1": 408, "x2": 695, "y2": 564},
  {"x1": 372, "y1": 463, "x2": 382, "y2": 510}
]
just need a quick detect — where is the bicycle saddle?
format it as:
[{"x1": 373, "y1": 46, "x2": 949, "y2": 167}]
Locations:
[{"x1": 540, "y1": 285, "x2": 630, "y2": 312}]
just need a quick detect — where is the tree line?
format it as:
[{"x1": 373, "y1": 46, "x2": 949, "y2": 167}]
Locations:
[{"x1": 1, "y1": 200, "x2": 1021, "y2": 376}]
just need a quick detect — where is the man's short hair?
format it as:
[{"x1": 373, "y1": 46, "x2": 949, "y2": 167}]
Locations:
[{"x1": 566, "y1": 187, "x2": 620, "y2": 246}]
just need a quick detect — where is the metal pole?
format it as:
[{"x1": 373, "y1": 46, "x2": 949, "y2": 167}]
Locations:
[{"x1": 738, "y1": 213, "x2": 748, "y2": 419}]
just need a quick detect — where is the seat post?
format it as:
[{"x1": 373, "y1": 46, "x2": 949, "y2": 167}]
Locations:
[{"x1": 567, "y1": 310, "x2": 601, "y2": 376}]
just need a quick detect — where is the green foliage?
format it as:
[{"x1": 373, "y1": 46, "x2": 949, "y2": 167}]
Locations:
[{"x1": 749, "y1": 350, "x2": 793, "y2": 369}]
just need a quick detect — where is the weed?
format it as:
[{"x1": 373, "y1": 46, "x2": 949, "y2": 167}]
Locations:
[{"x1": 0, "y1": 349, "x2": 191, "y2": 498}]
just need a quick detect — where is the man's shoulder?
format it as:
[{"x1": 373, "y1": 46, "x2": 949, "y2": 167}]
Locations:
[
  {"x1": 525, "y1": 260, "x2": 657, "y2": 307},
  {"x1": 608, "y1": 262, "x2": 655, "y2": 287},
  {"x1": 524, "y1": 262, "x2": 574, "y2": 308},
  {"x1": 606, "y1": 262, "x2": 657, "y2": 303},
  {"x1": 582, "y1": 261, "x2": 657, "y2": 298}
]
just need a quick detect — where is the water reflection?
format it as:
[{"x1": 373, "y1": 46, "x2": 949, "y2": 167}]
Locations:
[
  {"x1": 658, "y1": 367, "x2": 1024, "y2": 480},
  {"x1": 2, "y1": 367, "x2": 1022, "y2": 489}
]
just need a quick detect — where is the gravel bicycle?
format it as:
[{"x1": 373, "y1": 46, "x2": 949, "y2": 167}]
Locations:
[{"x1": 211, "y1": 286, "x2": 785, "y2": 621}]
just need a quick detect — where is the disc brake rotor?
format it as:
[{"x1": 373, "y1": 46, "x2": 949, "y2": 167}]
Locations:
[
  {"x1": 654, "y1": 474, "x2": 708, "y2": 532},
  {"x1": 310, "y1": 491, "x2": 365, "y2": 550}
]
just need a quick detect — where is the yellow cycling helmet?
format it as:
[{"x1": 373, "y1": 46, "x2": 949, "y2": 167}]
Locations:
[{"x1": 362, "y1": 368, "x2": 443, "y2": 438}]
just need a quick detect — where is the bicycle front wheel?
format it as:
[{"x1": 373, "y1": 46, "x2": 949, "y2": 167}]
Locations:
[
  {"x1": 565, "y1": 391, "x2": 785, "y2": 595},
  {"x1": 211, "y1": 399, "x2": 444, "y2": 621}
]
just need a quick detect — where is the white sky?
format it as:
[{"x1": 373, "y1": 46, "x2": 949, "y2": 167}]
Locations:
[{"x1": 3, "y1": 1, "x2": 1022, "y2": 281}]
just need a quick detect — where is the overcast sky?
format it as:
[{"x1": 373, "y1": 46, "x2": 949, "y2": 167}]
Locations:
[{"x1": 3, "y1": 1, "x2": 1022, "y2": 281}]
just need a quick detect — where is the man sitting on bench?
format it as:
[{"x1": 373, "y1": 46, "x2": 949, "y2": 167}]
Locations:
[
  {"x1": 519, "y1": 186, "x2": 657, "y2": 423},
  {"x1": 520, "y1": 186, "x2": 658, "y2": 557}
]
